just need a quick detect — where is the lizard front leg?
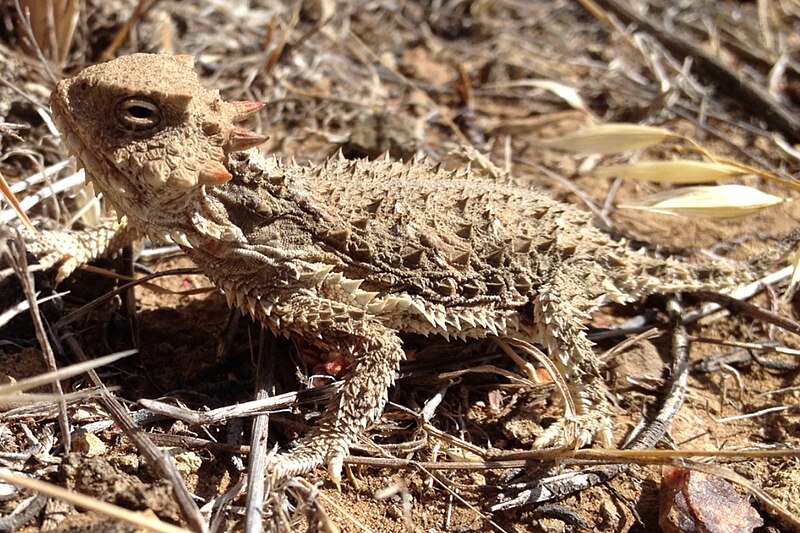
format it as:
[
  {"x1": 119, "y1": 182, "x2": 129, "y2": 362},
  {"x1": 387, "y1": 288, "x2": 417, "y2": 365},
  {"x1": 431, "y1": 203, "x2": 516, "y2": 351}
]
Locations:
[
  {"x1": 531, "y1": 271, "x2": 614, "y2": 449},
  {"x1": 10, "y1": 218, "x2": 133, "y2": 283},
  {"x1": 267, "y1": 295, "x2": 405, "y2": 484}
]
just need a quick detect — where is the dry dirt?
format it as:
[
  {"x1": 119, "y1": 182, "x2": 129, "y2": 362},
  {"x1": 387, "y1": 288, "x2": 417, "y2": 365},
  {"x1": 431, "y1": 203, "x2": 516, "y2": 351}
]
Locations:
[{"x1": 1, "y1": 1, "x2": 799, "y2": 532}]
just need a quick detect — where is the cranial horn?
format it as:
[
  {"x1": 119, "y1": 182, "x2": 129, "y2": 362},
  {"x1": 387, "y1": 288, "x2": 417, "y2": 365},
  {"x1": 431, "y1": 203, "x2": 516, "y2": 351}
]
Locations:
[
  {"x1": 227, "y1": 127, "x2": 270, "y2": 151},
  {"x1": 231, "y1": 100, "x2": 266, "y2": 122}
]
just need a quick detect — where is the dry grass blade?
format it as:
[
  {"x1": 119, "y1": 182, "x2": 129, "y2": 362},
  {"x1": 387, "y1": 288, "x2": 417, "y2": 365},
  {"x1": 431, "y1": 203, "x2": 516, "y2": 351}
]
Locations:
[
  {"x1": 54, "y1": 0, "x2": 80, "y2": 65},
  {"x1": 0, "y1": 170, "x2": 35, "y2": 231},
  {"x1": 100, "y1": 0, "x2": 158, "y2": 60},
  {"x1": 0, "y1": 291, "x2": 66, "y2": 329},
  {"x1": 533, "y1": 124, "x2": 674, "y2": 154},
  {"x1": 618, "y1": 185, "x2": 784, "y2": 218},
  {"x1": 16, "y1": 0, "x2": 81, "y2": 65},
  {"x1": 0, "y1": 469, "x2": 192, "y2": 533},
  {"x1": 594, "y1": 160, "x2": 750, "y2": 183},
  {"x1": 0, "y1": 350, "x2": 136, "y2": 396},
  {"x1": 0, "y1": 168, "x2": 86, "y2": 226},
  {"x1": 496, "y1": 338, "x2": 578, "y2": 422},
  {"x1": 484, "y1": 79, "x2": 588, "y2": 112},
  {"x1": 0, "y1": 387, "x2": 108, "y2": 408}
]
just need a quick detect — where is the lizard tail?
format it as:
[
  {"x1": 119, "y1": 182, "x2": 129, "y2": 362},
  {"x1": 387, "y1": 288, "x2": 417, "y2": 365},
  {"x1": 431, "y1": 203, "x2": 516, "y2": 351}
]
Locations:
[
  {"x1": 748, "y1": 226, "x2": 800, "y2": 274},
  {"x1": 609, "y1": 227, "x2": 800, "y2": 300}
]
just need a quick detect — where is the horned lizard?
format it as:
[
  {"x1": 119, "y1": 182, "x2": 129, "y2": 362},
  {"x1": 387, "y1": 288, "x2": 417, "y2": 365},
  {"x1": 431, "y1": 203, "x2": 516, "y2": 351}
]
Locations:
[{"x1": 38, "y1": 53, "x2": 756, "y2": 482}]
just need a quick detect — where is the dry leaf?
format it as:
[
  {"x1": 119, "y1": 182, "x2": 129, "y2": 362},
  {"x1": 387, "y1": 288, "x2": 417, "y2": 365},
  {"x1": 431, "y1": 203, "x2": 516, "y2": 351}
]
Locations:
[
  {"x1": 445, "y1": 447, "x2": 483, "y2": 462},
  {"x1": 534, "y1": 124, "x2": 674, "y2": 154},
  {"x1": 595, "y1": 160, "x2": 749, "y2": 183},
  {"x1": 619, "y1": 185, "x2": 784, "y2": 219}
]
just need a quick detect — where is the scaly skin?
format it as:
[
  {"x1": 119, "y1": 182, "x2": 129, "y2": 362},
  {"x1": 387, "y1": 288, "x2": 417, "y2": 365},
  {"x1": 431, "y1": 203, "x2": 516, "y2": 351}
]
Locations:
[{"x1": 47, "y1": 53, "x2": 749, "y2": 482}]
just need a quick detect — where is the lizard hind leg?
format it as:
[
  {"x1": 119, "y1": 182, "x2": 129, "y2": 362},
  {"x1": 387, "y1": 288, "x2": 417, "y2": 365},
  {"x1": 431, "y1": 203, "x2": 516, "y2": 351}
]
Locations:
[
  {"x1": 530, "y1": 276, "x2": 614, "y2": 450},
  {"x1": 268, "y1": 323, "x2": 405, "y2": 485}
]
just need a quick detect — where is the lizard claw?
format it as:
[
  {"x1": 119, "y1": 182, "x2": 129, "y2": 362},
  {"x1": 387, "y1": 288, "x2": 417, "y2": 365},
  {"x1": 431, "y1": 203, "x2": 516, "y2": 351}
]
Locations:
[{"x1": 533, "y1": 412, "x2": 614, "y2": 450}]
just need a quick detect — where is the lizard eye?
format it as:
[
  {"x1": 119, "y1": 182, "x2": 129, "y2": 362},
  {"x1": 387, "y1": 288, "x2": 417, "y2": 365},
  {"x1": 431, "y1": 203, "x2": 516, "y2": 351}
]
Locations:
[{"x1": 115, "y1": 97, "x2": 162, "y2": 131}]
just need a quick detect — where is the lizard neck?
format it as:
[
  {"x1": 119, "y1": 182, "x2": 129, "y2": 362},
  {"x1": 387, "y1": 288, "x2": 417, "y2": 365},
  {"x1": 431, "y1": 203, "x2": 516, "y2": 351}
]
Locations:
[{"x1": 99, "y1": 174, "x2": 246, "y2": 249}]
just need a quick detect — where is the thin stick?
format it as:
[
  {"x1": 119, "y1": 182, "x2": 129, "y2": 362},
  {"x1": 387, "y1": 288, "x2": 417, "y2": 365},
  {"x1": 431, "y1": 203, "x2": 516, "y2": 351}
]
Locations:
[
  {"x1": 244, "y1": 330, "x2": 277, "y2": 532},
  {"x1": 3, "y1": 234, "x2": 71, "y2": 452},
  {"x1": 693, "y1": 290, "x2": 800, "y2": 335},
  {"x1": 491, "y1": 297, "x2": 689, "y2": 510},
  {"x1": 0, "y1": 470, "x2": 191, "y2": 533}
]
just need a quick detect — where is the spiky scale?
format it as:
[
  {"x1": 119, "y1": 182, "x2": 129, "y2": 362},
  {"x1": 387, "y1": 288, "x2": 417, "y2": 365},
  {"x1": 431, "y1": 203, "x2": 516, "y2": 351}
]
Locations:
[
  {"x1": 230, "y1": 100, "x2": 266, "y2": 121},
  {"x1": 434, "y1": 278, "x2": 458, "y2": 297},
  {"x1": 363, "y1": 198, "x2": 383, "y2": 213},
  {"x1": 449, "y1": 250, "x2": 471, "y2": 267},
  {"x1": 484, "y1": 246, "x2": 506, "y2": 267},
  {"x1": 350, "y1": 217, "x2": 370, "y2": 230},
  {"x1": 340, "y1": 278, "x2": 364, "y2": 293},
  {"x1": 456, "y1": 224, "x2": 473, "y2": 239},
  {"x1": 354, "y1": 291, "x2": 379, "y2": 306},
  {"x1": 513, "y1": 237, "x2": 534, "y2": 254},
  {"x1": 402, "y1": 248, "x2": 425, "y2": 266}
]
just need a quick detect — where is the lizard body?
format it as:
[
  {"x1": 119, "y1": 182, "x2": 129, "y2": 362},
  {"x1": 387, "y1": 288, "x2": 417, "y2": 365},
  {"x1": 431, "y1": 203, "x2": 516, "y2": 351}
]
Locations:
[{"x1": 45, "y1": 53, "x2": 749, "y2": 481}]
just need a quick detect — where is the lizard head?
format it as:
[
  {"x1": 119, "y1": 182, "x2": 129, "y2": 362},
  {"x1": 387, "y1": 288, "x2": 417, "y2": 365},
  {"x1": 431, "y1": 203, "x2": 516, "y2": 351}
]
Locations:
[{"x1": 49, "y1": 53, "x2": 267, "y2": 234}]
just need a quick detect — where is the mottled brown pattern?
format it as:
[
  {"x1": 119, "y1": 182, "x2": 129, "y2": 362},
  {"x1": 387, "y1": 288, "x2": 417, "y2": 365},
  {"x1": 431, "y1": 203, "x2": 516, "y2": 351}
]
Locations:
[{"x1": 42, "y1": 53, "x2": 750, "y2": 482}]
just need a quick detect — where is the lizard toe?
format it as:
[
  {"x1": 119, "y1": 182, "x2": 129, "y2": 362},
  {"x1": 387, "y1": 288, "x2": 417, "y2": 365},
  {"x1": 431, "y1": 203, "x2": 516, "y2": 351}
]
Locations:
[{"x1": 532, "y1": 412, "x2": 613, "y2": 450}]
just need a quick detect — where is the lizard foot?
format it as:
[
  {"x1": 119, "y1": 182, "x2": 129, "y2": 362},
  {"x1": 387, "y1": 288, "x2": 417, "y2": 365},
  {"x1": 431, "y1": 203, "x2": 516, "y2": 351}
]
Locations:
[
  {"x1": 268, "y1": 431, "x2": 349, "y2": 486},
  {"x1": 532, "y1": 412, "x2": 613, "y2": 450},
  {"x1": 11, "y1": 222, "x2": 129, "y2": 283}
]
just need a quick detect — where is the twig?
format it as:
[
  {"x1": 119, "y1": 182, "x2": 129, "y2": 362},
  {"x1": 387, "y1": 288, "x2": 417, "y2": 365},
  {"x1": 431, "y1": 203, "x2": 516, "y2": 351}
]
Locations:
[
  {"x1": 54, "y1": 267, "x2": 202, "y2": 329},
  {"x1": 0, "y1": 170, "x2": 35, "y2": 230},
  {"x1": 139, "y1": 381, "x2": 340, "y2": 426},
  {"x1": 3, "y1": 234, "x2": 71, "y2": 452},
  {"x1": 100, "y1": 0, "x2": 160, "y2": 60},
  {"x1": 682, "y1": 266, "x2": 793, "y2": 324},
  {"x1": 715, "y1": 404, "x2": 799, "y2": 423},
  {"x1": 692, "y1": 290, "x2": 800, "y2": 335},
  {"x1": 12, "y1": 0, "x2": 59, "y2": 85},
  {"x1": 0, "y1": 493, "x2": 48, "y2": 531},
  {"x1": 0, "y1": 351, "x2": 133, "y2": 396},
  {"x1": 0, "y1": 290, "x2": 66, "y2": 329},
  {"x1": 244, "y1": 330, "x2": 277, "y2": 533}
]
